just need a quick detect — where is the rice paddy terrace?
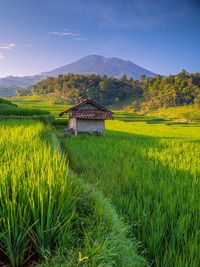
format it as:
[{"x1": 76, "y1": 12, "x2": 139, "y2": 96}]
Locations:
[{"x1": 0, "y1": 97, "x2": 200, "y2": 266}]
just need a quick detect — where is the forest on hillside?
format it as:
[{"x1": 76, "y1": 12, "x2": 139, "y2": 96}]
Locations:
[{"x1": 17, "y1": 71, "x2": 200, "y2": 110}]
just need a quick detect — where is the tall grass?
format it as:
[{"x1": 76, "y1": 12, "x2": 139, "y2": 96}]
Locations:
[
  {"x1": 0, "y1": 119, "x2": 147, "y2": 267},
  {"x1": 0, "y1": 120, "x2": 79, "y2": 266},
  {"x1": 62, "y1": 120, "x2": 200, "y2": 267}
]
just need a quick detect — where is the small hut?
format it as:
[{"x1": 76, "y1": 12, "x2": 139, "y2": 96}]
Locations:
[{"x1": 59, "y1": 98, "x2": 113, "y2": 135}]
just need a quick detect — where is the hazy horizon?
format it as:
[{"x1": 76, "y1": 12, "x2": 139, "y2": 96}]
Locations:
[{"x1": 0, "y1": 0, "x2": 200, "y2": 78}]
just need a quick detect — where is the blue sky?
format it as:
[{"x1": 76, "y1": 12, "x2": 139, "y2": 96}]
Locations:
[{"x1": 0, "y1": 0, "x2": 199, "y2": 77}]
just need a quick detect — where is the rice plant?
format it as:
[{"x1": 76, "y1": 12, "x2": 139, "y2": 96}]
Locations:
[
  {"x1": 0, "y1": 120, "x2": 78, "y2": 266},
  {"x1": 62, "y1": 120, "x2": 200, "y2": 267},
  {"x1": 0, "y1": 119, "x2": 147, "y2": 267}
]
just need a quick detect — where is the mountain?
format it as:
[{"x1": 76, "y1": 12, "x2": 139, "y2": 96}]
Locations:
[
  {"x1": 0, "y1": 55, "x2": 157, "y2": 96},
  {"x1": 42, "y1": 55, "x2": 156, "y2": 79},
  {"x1": 0, "y1": 75, "x2": 45, "y2": 96}
]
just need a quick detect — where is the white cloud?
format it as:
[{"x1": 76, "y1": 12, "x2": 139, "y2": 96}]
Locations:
[
  {"x1": 48, "y1": 30, "x2": 87, "y2": 41},
  {"x1": 0, "y1": 43, "x2": 16, "y2": 50},
  {"x1": 48, "y1": 31, "x2": 79, "y2": 37},
  {"x1": 0, "y1": 53, "x2": 5, "y2": 60}
]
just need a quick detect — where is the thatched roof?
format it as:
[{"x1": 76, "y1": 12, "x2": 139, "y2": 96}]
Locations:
[{"x1": 59, "y1": 98, "x2": 113, "y2": 120}]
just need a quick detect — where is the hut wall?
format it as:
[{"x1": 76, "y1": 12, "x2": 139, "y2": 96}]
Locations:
[
  {"x1": 76, "y1": 119, "x2": 104, "y2": 134},
  {"x1": 68, "y1": 118, "x2": 76, "y2": 129}
]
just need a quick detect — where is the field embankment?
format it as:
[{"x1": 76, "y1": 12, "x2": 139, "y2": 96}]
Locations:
[{"x1": 0, "y1": 97, "x2": 55, "y2": 124}]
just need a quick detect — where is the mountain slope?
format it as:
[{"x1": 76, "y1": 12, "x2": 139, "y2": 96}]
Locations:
[
  {"x1": 42, "y1": 55, "x2": 156, "y2": 79},
  {"x1": 0, "y1": 75, "x2": 45, "y2": 96},
  {"x1": 0, "y1": 55, "x2": 157, "y2": 96}
]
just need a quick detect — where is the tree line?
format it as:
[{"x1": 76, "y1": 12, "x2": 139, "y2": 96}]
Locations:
[
  {"x1": 18, "y1": 74, "x2": 142, "y2": 105},
  {"x1": 142, "y1": 70, "x2": 200, "y2": 110},
  {"x1": 17, "y1": 71, "x2": 200, "y2": 110}
]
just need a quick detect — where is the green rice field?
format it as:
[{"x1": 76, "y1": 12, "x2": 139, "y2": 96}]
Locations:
[{"x1": 1, "y1": 97, "x2": 200, "y2": 266}]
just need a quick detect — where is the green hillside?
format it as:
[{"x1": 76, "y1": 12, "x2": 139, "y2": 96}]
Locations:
[{"x1": 145, "y1": 105, "x2": 200, "y2": 122}]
